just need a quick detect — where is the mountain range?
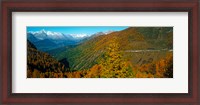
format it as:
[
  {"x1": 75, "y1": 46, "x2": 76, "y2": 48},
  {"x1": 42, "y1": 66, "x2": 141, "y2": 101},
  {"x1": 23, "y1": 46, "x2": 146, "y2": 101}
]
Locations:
[
  {"x1": 27, "y1": 27, "x2": 173, "y2": 78},
  {"x1": 27, "y1": 29, "x2": 114, "y2": 51}
]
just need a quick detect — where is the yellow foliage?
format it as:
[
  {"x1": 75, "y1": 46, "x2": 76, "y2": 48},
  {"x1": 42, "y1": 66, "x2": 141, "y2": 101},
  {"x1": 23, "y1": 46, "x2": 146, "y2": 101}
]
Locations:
[{"x1": 32, "y1": 69, "x2": 40, "y2": 78}]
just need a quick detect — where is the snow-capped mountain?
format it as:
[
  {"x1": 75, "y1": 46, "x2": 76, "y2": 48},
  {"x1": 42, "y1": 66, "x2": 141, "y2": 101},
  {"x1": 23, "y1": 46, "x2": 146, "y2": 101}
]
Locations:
[
  {"x1": 27, "y1": 29, "x2": 87, "y2": 51},
  {"x1": 28, "y1": 29, "x2": 74, "y2": 40},
  {"x1": 27, "y1": 29, "x2": 114, "y2": 52},
  {"x1": 70, "y1": 34, "x2": 88, "y2": 39}
]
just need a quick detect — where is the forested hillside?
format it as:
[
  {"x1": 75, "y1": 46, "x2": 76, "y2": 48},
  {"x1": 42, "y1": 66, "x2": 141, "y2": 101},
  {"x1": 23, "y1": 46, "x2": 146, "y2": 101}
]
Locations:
[
  {"x1": 27, "y1": 40, "x2": 70, "y2": 78},
  {"x1": 56, "y1": 27, "x2": 173, "y2": 71},
  {"x1": 27, "y1": 27, "x2": 173, "y2": 78}
]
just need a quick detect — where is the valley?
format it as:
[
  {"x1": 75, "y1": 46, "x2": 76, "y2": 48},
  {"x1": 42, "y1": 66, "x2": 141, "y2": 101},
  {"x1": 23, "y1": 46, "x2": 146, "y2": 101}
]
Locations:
[{"x1": 27, "y1": 27, "x2": 173, "y2": 78}]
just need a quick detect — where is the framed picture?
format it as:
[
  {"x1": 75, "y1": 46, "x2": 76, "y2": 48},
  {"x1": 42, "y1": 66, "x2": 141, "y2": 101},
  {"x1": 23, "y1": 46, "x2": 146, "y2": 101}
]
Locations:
[{"x1": 1, "y1": 0, "x2": 199, "y2": 104}]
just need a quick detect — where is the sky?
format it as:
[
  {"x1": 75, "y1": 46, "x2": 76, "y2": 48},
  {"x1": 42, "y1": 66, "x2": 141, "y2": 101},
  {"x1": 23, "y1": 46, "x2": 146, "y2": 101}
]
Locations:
[{"x1": 27, "y1": 26, "x2": 129, "y2": 36}]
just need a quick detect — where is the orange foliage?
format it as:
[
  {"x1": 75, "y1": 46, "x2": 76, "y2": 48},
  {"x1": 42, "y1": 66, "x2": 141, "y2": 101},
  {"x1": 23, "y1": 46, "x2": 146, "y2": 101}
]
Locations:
[{"x1": 135, "y1": 52, "x2": 173, "y2": 78}]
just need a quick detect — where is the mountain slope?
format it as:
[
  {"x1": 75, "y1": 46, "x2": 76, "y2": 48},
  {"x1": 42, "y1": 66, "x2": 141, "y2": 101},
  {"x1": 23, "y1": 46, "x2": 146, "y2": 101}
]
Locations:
[
  {"x1": 27, "y1": 40, "x2": 70, "y2": 78},
  {"x1": 135, "y1": 27, "x2": 173, "y2": 49},
  {"x1": 135, "y1": 27, "x2": 173, "y2": 39},
  {"x1": 33, "y1": 39, "x2": 58, "y2": 51},
  {"x1": 27, "y1": 40, "x2": 37, "y2": 49},
  {"x1": 56, "y1": 27, "x2": 173, "y2": 70}
]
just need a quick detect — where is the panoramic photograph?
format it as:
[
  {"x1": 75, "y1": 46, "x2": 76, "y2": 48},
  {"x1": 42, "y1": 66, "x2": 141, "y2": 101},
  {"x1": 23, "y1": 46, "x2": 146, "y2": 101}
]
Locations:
[{"x1": 27, "y1": 26, "x2": 173, "y2": 78}]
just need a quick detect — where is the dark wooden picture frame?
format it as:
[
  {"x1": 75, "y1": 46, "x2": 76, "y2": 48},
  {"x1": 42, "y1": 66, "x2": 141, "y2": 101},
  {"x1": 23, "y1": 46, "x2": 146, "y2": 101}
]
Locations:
[{"x1": 1, "y1": 0, "x2": 199, "y2": 104}]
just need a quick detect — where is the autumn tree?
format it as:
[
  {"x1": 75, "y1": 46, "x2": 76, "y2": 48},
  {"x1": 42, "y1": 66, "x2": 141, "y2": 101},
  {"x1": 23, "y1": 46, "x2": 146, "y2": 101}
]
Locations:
[
  {"x1": 163, "y1": 53, "x2": 173, "y2": 78},
  {"x1": 98, "y1": 38, "x2": 133, "y2": 78},
  {"x1": 133, "y1": 52, "x2": 173, "y2": 78}
]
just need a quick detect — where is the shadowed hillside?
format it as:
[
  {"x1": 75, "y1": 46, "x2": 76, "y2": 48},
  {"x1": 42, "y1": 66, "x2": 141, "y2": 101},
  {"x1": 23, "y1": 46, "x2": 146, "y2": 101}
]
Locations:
[{"x1": 27, "y1": 40, "x2": 70, "y2": 78}]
